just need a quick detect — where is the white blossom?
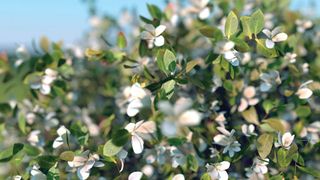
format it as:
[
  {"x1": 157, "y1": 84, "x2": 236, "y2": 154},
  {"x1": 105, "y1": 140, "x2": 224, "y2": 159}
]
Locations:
[
  {"x1": 30, "y1": 165, "x2": 46, "y2": 180},
  {"x1": 128, "y1": 171, "x2": 143, "y2": 180},
  {"x1": 126, "y1": 83, "x2": 151, "y2": 117},
  {"x1": 67, "y1": 150, "x2": 104, "y2": 180},
  {"x1": 296, "y1": 80, "x2": 313, "y2": 99},
  {"x1": 241, "y1": 124, "x2": 257, "y2": 137},
  {"x1": 141, "y1": 24, "x2": 166, "y2": 48},
  {"x1": 274, "y1": 132, "x2": 295, "y2": 149},
  {"x1": 206, "y1": 161, "x2": 230, "y2": 180},
  {"x1": 213, "y1": 127, "x2": 241, "y2": 157},
  {"x1": 125, "y1": 120, "x2": 156, "y2": 154},
  {"x1": 158, "y1": 97, "x2": 202, "y2": 137},
  {"x1": 259, "y1": 70, "x2": 281, "y2": 92},
  {"x1": 52, "y1": 125, "x2": 70, "y2": 148},
  {"x1": 214, "y1": 41, "x2": 240, "y2": 66},
  {"x1": 262, "y1": 27, "x2": 288, "y2": 49},
  {"x1": 295, "y1": 19, "x2": 313, "y2": 33},
  {"x1": 238, "y1": 86, "x2": 259, "y2": 112}
]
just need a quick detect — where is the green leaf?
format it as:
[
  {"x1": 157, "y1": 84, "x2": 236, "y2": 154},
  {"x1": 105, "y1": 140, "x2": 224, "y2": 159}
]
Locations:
[
  {"x1": 186, "y1": 154, "x2": 199, "y2": 172},
  {"x1": 225, "y1": 11, "x2": 238, "y2": 39},
  {"x1": 240, "y1": 16, "x2": 252, "y2": 38},
  {"x1": 297, "y1": 165, "x2": 320, "y2": 178},
  {"x1": 103, "y1": 140, "x2": 122, "y2": 157},
  {"x1": 117, "y1": 32, "x2": 127, "y2": 49},
  {"x1": 23, "y1": 144, "x2": 41, "y2": 157},
  {"x1": 257, "y1": 133, "x2": 273, "y2": 159},
  {"x1": 59, "y1": 151, "x2": 75, "y2": 161},
  {"x1": 156, "y1": 49, "x2": 176, "y2": 75},
  {"x1": 242, "y1": 107, "x2": 260, "y2": 125},
  {"x1": 161, "y1": 79, "x2": 175, "y2": 99},
  {"x1": 37, "y1": 155, "x2": 58, "y2": 172},
  {"x1": 18, "y1": 112, "x2": 26, "y2": 134},
  {"x1": 262, "y1": 100, "x2": 276, "y2": 114},
  {"x1": 223, "y1": 80, "x2": 233, "y2": 92},
  {"x1": 250, "y1": 9, "x2": 264, "y2": 35},
  {"x1": 0, "y1": 143, "x2": 24, "y2": 162},
  {"x1": 185, "y1": 60, "x2": 199, "y2": 73},
  {"x1": 199, "y1": 26, "x2": 224, "y2": 42},
  {"x1": 295, "y1": 106, "x2": 311, "y2": 118},
  {"x1": 112, "y1": 129, "x2": 130, "y2": 146},
  {"x1": 147, "y1": 4, "x2": 162, "y2": 19},
  {"x1": 200, "y1": 173, "x2": 212, "y2": 180},
  {"x1": 48, "y1": 165, "x2": 60, "y2": 179},
  {"x1": 40, "y1": 36, "x2": 50, "y2": 53},
  {"x1": 167, "y1": 137, "x2": 187, "y2": 146},
  {"x1": 277, "y1": 148, "x2": 291, "y2": 168},
  {"x1": 262, "y1": 118, "x2": 285, "y2": 133},
  {"x1": 256, "y1": 39, "x2": 278, "y2": 58}
]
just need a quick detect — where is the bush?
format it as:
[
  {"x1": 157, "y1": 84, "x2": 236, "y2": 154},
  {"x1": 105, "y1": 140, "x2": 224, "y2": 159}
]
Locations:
[{"x1": 0, "y1": 0, "x2": 320, "y2": 179}]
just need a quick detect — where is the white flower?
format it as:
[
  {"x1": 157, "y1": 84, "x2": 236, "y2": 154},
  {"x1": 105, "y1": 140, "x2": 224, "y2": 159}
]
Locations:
[
  {"x1": 67, "y1": 150, "x2": 104, "y2": 180},
  {"x1": 253, "y1": 158, "x2": 269, "y2": 174},
  {"x1": 125, "y1": 120, "x2": 156, "y2": 154},
  {"x1": 158, "y1": 97, "x2": 202, "y2": 137},
  {"x1": 296, "y1": 80, "x2": 313, "y2": 99},
  {"x1": 16, "y1": 45, "x2": 30, "y2": 59},
  {"x1": 190, "y1": 0, "x2": 210, "y2": 20},
  {"x1": 169, "y1": 146, "x2": 186, "y2": 168},
  {"x1": 212, "y1": 76, "x2": 222, "y2": 92},
  {"x1": 126, "y1": 83, "x2": 151, "y2": 117},
  {"x1": 52, "y1": 125, "x2": 70, "y2": 148},
  {"x1": 295, "y1": 19, "x2": 313, "y2": 33},
  {"x1": 215, "y1": 112, "x2": 226, "y2": 127},
  {"x1": 262, "y1": 27, "x2": 288, "y2": 49},
  {"x1": 206, "y1": 161, "x2": 230, "y2": 180},
  {"x1": 30, "y1": 165, "x2": 46, "y2": 180},
  {"x1": 284, "y1": 52, "x2": 297, "y2": 63},
  {"x1": 209, "y1": 147, "x2": 219, "y2": 158},
  {"x1": 141, "y1": 165, "x2": 154, "y2": 177},
  {"x1": 27, "y1": 130, "x2": 44, "y2": 147},
  {"x1": 213, "y1": 127, "x2": 241, "y2": 157},
  {"x1": 241, "y1": 124, "x2": 257, "y2": 137},
  {"x1": 13, "y1": 175, "x2": 22, "y2": 180},
  {"x1": 238, "y1": 86, "x2": 259, "y2": 112},
  {"x1": 128, "y1": 171, "x2": 143, "y2": 180},
  {"x1": 274, "y1": 132, "x2": 295, "y2": 149},
  {"x1": 172, "y1": 174, "x2": 185, "y2": 180},
  {"x1": 30, "y1": 68, "x2": 58, "y2": 95},
  {"x1": 259, "y1": 70, "x2": 281, "y2": 92},
  {"x1": 141, "y1": 24, "x2": 166, "y2": 48},
  {"x1": 214, "y1": 41, "x2": 239, "y2": 66}
]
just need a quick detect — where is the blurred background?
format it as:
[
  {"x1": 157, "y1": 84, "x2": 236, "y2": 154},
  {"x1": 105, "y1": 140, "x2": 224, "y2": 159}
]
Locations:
[{"x1": 0, "y1": 0, "x2": 319, "y2": 50}]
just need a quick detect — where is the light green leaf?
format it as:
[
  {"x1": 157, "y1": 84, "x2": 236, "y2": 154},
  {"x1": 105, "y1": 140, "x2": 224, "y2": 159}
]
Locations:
[
  {"x1": 262, "y1": 118, "x2": 285, "y2": 133},
  {"x1": 200, "y1": 173, "x2": 212, "y2": 180},
  {"x1": 242, "y1": 107, "x2": 260, "y2": 125},
  {"x1": 186, "y1": 154, "x2": 199, "y2": 172},
  {"x1": 0, "y1": 143, "x2": 24, "y2": 162},
  {"x1": 156, "y1": 49, "x2": 176, "y2": 75},
  {"x1": 225, "y1": 11, "x2": 238, "y2": 39},
  {"x1": 59, "y1": 151, "x2": 75, "y2": 161},
  {"x1": 257, "y1": 133, "x2": 273, "y2": 159},
  {"x1": 240, "y1": 16, "x2": 252, "y2": 38},
  {"x1": 250, "y1": 9, "x2": 264, "y2": 35},
  {"x1": 117, "y1": 32, "x2": 127, "y2": 49},
  {"x1": 297, "y1": 165, "x2": 320, "y2": 178},
  {"x1": 161, "y1": 79, "x2": 175, "y2": 99},
  {"x1": 103, "y1": 140, "x2": 122, "y2": 157},
  {"x1": 18, "y1": 112, "x2": 26, "y2": 134},
  {"x1": 256, "y1": 39, "x2": 278, "y2": 58}
]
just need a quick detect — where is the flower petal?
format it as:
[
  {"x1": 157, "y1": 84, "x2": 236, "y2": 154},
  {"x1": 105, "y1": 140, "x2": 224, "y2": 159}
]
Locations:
[{"x1": 132, "y1": 134, "x2": 144, "y2": 154}]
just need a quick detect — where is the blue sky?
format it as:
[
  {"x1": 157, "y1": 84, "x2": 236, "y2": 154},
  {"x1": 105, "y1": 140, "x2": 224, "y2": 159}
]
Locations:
[{"x1": 0, "y1": 0, "x2": 318, "y2": 49}]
